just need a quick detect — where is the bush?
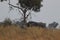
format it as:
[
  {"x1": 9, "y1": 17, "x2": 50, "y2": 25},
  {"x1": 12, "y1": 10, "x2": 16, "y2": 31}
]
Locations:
[{"x1": 3, "y1": 18, "x2": 12, "y2": 25}]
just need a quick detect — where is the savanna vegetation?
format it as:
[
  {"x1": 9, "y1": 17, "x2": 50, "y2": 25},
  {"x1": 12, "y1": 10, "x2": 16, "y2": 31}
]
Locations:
[
  {"x1": 0, "y1": 0, "x2": 60, "y2": 40},
  {"x1": 0, "y1": 25, "x2": 60, "y2": 40},
  {"x1": 0, "y1": 18, "x2": 59, "y2": 40}
]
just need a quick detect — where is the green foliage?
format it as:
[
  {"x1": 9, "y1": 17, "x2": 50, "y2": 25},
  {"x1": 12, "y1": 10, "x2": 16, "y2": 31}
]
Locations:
[{"x1": 18, "y1": 0, "x2": 43, "y2": 12}]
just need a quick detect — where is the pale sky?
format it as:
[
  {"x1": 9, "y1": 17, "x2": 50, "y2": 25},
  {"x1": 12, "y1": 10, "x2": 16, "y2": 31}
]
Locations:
[{"x1": 0, "y1": 0, "x2": 60, "y2": 26}]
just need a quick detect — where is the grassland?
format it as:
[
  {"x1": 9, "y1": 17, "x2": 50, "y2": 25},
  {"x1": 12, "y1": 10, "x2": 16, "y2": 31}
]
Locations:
[{"x1": 0, "y1": 25, "x2": 60, "y2": 40}]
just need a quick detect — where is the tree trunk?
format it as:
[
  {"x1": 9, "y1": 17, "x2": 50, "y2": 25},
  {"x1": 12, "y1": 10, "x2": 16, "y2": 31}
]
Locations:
[
  {"x1": 24, "y1": 12, "x2": 26, "y2": 24},
  {"x1": 23, "y1": 8, "x2": 27, "y2": 25}
]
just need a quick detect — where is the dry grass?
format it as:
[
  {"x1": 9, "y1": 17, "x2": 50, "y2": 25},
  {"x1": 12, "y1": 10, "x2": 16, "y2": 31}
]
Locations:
[{"x1": 0, "y1": 25, "x2": 60, "y2": 40}]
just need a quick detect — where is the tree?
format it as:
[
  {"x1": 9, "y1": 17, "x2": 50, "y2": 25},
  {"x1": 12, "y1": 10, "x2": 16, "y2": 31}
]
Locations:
[{"x1": 0, "y1": 0, "x2": 43, "y2": 26}]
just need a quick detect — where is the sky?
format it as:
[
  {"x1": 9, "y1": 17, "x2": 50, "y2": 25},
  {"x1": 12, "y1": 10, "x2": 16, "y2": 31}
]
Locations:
[{"x1": 0, "y1": 0, "x2": 60, "y2": 26}]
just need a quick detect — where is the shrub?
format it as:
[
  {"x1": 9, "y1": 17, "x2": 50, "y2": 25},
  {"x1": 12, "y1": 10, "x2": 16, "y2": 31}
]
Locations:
[{"x1": 3, "y1": 18, "x2": 12, "y2": 26}]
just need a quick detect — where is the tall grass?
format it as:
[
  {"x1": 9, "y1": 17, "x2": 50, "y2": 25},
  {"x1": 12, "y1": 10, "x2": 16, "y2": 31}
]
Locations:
[{"x1": 0, "y1": 25, "x2": 60, "y2": 40}]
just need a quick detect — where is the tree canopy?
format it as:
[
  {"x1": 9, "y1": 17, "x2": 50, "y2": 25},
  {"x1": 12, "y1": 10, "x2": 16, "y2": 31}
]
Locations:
[
  {"x1": 18, "y1": 0, "x2": 43, "y2": 12},
  {"x1": 0, "y1": 0, "x2": 43, "y2": 12}
]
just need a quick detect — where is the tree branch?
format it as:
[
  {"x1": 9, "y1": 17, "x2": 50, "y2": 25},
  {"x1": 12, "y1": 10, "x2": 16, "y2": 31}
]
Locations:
[
  {"x1": 26, "y1": 12, "x2": 31, "y2": 19},
  {"x1": 9, "y1": 3, "x2": 24, "y2": 12},
  {"x1": 18, "y1": 9, "x2": 23, "y2": 16}
]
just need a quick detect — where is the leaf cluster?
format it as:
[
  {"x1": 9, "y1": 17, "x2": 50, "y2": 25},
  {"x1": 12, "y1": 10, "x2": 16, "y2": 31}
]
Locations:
[{"x1": 18, "y1": 0, "x2": 43, "y2": 12}]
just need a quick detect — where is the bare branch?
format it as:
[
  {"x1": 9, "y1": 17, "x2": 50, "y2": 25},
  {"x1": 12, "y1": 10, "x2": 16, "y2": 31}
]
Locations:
[
  {"x1": 18, "y1": 9, "x2": 23, "y2": 16},
  {"x1": 26, "y1": 11, "x2": 31, "y2": 19},
  {"x1": 9, "y1": 3, "x2": 24, "y2": 12}
]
